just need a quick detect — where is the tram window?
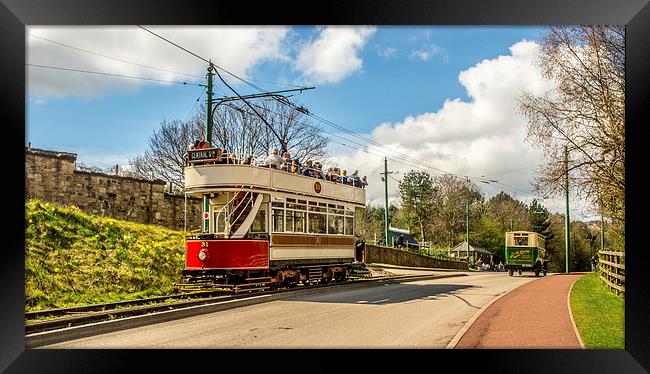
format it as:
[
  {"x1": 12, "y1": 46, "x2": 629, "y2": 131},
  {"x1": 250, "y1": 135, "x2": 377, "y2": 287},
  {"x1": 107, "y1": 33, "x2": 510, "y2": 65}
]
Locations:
[
  {"x1": 309, "y1": 204, "x2": 326, "y2": 213},
  {"x1": 298, "y1": 199, "x2": 306, "y2": 205},
  {"x1": 345, "y1": 216, "x2": 354, "y2": 236},
  {"x1": 251, "y1": 207, "x2": 267, "y2": 233},
  {"x1": 272, "y1": 201, "x2": 285, "y2": 208},
  {"x1": 272, "y1": 208, "x2": 284, "y2": 232},
  {"x1": 294, "y1": 211, "x2": 306, "y2": 233},
  {"x1": 308, "y1": 212, "x2": 326, "y2": 234},
  {"x1": 328, "y1": 214, "x2": 344, "y2": 235},
  {"x1": 286, "y1": 210, "x2": 295, "y2": 232}
]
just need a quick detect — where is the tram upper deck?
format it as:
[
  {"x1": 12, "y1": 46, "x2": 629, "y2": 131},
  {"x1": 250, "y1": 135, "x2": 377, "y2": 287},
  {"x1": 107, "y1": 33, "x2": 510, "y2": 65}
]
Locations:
[{"x1": 184, "y1": 148, "x2": 366, "y2": 207}]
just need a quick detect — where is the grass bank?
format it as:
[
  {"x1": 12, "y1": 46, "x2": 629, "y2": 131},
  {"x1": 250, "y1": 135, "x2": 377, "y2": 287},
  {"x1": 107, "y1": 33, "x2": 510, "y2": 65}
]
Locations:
[
  {"x1": 570, "y1": 272, "x2": 624, "y2": 349},
  {"x1": 25, "y1": 199, "x2": 186, "y2": 311}
]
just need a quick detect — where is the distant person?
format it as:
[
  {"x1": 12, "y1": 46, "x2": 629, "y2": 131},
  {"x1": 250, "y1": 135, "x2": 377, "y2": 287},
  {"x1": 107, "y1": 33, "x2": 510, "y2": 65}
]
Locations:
[
  {"x1": 396, "y1": 234, "x2": 404, "y2": 249},
  {"x1": 590, "y1": 256, "x2": 597, "y2": 272}
]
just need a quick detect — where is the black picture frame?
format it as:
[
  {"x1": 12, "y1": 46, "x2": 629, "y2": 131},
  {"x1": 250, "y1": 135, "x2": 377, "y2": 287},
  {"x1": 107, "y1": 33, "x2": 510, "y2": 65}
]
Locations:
[{"x1": 2, "y1": 0, "x2": 648, "y2": 372}]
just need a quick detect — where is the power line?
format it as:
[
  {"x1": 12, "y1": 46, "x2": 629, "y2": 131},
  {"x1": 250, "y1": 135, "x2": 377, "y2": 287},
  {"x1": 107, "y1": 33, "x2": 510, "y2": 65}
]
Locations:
[
  {"x1": 26, "y1": 63, "x2": 207, "y2": 87},
  {"x1": 27, "y1": 33, "x2": 204, "y2": 81},
  {"x1": 133, "y1": 25, "x2": 531, "y2": 192}
]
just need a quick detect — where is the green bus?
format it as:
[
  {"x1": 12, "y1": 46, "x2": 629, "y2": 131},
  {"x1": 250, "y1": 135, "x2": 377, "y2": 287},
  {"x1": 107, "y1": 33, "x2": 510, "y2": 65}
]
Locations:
[{"x1": 505, "y1": 231, "x2": 548, "y2": 277}]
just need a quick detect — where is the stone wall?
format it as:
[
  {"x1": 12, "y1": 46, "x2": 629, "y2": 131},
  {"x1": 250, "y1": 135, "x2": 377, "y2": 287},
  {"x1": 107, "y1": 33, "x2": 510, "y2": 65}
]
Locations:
[
  {"x1": 365, "y1": 244, "x2": 467, "y2": 270},
  {"x1": 25, "y1": 147, "x2": 202, "y2": 231}
]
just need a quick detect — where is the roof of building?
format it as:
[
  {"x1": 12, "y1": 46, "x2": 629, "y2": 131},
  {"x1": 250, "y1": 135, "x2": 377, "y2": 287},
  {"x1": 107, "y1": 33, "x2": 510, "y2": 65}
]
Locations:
[{"x1": 450, "y1": 241, "x2": 493, "y2": 255}]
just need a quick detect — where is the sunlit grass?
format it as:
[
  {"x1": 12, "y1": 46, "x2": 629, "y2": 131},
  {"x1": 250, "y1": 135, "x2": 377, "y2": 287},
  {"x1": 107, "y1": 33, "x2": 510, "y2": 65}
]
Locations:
[
  {"x1": 570, "y1": 272, "x2": 624, "y2": 349},
  {"x1": 25, "y1": 199, "x2": 186, "y2": 312}
]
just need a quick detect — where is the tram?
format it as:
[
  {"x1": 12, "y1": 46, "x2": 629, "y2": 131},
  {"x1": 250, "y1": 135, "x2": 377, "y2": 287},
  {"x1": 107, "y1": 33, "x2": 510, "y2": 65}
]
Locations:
[
  {"x1": 181, "y1": 147, "x2": 366, "y2": 289},
  {"x1": 504, "y1": 231, "x2": 548, "y2": 277}
]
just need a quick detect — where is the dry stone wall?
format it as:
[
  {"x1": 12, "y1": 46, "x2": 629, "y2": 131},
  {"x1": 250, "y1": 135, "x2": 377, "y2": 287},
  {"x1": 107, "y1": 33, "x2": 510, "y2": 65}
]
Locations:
[{"x1": 25, "y1": 147, "x2": 202, "y2": 231}]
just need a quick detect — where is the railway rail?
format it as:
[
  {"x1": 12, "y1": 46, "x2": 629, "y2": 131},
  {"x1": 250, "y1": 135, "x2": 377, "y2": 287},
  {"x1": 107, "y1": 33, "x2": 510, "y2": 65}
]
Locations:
[
  {"x1": 25, "y1": 272, "x2": 380, "y2": 335},
  {"x1": 25, "y1": 270, "x2": 466, "y2": 341}
]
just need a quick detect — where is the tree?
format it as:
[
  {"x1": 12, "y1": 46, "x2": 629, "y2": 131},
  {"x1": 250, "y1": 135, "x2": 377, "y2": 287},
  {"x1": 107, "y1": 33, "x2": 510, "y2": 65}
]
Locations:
[
  {"x1": 518, "y1": 26, "x2": 625, "y2": 224},
  {"x1": 128, "y1": 98, "x2": 329, "y2": 191},
  {"x1": 430, "y1": 175, "x2": 482, "y2": 247},
  {"x1": 398, "y1": 170, "x2": 437, "y2": 242},
  {"x1": 528, "y1": 199, "x2": 554, "y2": 242}
]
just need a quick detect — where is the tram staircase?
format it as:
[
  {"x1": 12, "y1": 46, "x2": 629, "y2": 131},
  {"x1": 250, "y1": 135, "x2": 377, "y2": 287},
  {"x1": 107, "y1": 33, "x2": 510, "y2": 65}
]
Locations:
[{"x1": 228, "y1": 191, "x2": 262, "y2": 238}]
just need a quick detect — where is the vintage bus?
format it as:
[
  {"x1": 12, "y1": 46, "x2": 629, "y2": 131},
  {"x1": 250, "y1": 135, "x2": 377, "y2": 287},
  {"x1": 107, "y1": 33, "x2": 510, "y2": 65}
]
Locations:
[{"x1": 504, "y1": 231, "x2": 548, "y2": 277}]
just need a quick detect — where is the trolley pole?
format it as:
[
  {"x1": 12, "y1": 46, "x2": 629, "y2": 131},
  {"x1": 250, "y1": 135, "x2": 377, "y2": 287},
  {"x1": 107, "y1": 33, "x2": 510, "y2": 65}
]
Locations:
[
  {"x1": 564, "y1": 145, "x2": 570, "y2": 274},
  {"x1": 202, "y1": 63, "x2": 215, "y2": 233}
]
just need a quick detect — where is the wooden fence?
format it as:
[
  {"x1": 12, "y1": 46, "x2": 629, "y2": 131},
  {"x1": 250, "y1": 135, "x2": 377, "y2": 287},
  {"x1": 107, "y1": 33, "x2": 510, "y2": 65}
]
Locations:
[{"x1": 597, "y1": 250, "x2": 625, "y2": 296}]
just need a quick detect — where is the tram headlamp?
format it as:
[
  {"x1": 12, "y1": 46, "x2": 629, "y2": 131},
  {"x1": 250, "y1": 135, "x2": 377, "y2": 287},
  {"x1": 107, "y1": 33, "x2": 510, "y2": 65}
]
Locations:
[{"x1": 198, "y1": 248, "x2": 209, "y2": 261}]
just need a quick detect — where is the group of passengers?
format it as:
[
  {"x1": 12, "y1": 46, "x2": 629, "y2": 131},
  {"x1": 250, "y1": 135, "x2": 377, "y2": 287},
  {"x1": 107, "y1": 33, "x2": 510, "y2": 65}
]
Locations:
[
  {"x1": 187, "y1": 142, "x2": 367, "y2": 188},
  {"x1": 263, "y1": 148, "x2": 368, "y2": 188}
]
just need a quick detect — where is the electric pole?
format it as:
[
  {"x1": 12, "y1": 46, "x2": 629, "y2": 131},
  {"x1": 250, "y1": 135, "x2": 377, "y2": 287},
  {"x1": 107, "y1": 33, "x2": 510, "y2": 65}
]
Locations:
[
  {"x1": 466, "y1": 200, "x2": 470, "y2": 263},
  {"x1": 564, "y1": 145, "x2": 570, "y2": 274},
  {"x1": 380, "y1": 157, "x2": 395, "y2": 247}
]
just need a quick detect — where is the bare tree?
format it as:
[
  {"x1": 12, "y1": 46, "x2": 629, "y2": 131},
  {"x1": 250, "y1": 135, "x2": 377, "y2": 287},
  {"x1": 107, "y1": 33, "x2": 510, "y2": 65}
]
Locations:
[
  {"x1": 128, "y1": 98, "x2": 329, "y2": 191},
  {"x1": 518, "y1": 26, "x2": 625, "y2": 223}
]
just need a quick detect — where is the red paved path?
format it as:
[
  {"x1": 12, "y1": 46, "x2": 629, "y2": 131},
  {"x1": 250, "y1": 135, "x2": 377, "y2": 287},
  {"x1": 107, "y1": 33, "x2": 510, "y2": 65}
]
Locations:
[{"x1": 455, "y1": 273, "x2": 585, "y2": 349}]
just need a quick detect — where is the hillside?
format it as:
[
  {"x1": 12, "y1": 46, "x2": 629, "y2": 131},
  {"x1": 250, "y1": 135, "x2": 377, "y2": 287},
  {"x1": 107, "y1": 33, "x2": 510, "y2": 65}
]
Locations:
[{"x1": 25, "y1": 199, "x2": 186, "y2": 311}]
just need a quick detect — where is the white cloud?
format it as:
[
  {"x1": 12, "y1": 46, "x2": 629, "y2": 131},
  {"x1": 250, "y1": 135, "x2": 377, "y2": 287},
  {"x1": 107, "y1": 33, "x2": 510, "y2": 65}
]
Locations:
[
  {"x1": 27, "y1": 26, "x2": 291, "y2": 98},
  {"x1": 410, "y1": 43, "x2": 448, "y2": 63},
  {"x1": 293, "y1": 26, "x2": 377, "y2": 85},
  {"x1": 378, "y1": 47, "x2": 397, "y2": 59},
  {"x1": 328, "y1": 40, "x2": 589, "y2": 217}
]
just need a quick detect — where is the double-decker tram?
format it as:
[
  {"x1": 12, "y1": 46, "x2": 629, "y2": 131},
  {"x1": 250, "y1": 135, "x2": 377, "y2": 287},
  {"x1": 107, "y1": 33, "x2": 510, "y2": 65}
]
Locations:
[{"x1": 181, "y1": 147, "x2": 366, "y2": 291}]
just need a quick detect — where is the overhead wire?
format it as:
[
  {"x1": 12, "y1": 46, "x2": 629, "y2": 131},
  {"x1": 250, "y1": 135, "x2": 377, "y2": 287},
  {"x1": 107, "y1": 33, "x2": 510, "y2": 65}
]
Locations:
[
  {"x1": 27, "y1": 32, "x2": 205, "y2": 81},
  {"x1": 133, "y1": 25, "x2": 536, "y2": 197},
  {"x1": 26, "y1": 63, "x2": 207, "y2": 87}
]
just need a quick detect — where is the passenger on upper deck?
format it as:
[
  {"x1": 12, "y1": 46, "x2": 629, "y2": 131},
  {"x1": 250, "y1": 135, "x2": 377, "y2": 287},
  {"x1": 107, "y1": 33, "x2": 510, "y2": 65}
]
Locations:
[
  {"x1": 302, "y1": 160, "x2": 314, "y2": 177},
  {"x1": 339, "y1": 169, "x2": 349, "y2": 184},
  {"x1": 314, "y1": 162, "x2": 326, "y2": 179},
  {"x1": 291, "y1": 159, "x2": 300, "y2": 174},
  {"x1": 349, "y1": 170, "x2": 362, "y2": 187},
  {"x1": 361, "y1": 176, "x2": 367, "y2": 188},
  {"x1": 281, "y1": 151, "x2": 292, "y2": 172},
  {"x1": 196, "y1": 140, "x2": 210, "y2": 149},
  {"x1": 264, "y1": 148, "x2": 283, "y2": 169}
]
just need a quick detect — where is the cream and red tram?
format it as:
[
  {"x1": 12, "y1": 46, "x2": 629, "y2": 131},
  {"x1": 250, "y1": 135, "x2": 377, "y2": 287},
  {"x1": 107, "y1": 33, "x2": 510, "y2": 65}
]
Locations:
[{"x1": 182, "y1": 148, "x2": 366, "y2": 288}]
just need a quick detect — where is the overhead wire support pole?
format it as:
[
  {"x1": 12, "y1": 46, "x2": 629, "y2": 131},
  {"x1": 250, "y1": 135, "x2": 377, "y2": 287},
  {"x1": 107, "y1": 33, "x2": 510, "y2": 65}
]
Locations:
[
  {"x1": 380, "y1": 157, "x2": 395, "y2": 247},
  {"x1": 565, "y1": 145, "x2": 570, "y2": 274}
]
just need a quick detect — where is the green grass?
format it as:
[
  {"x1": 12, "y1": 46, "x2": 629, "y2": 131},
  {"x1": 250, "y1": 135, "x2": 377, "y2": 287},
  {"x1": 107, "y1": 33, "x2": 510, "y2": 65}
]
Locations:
[
  {"x1": 25, "y1": 199, "x2": 187, "y2": 312},
  {"x1": 570, "y1": 272, "x2": 624, "y2": 349}
]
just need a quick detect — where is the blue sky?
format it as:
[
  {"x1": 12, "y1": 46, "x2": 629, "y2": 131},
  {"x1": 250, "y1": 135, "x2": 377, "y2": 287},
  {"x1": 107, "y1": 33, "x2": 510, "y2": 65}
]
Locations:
[{"x1": 25, "y1": 25, "x2": 598, "y2": 219}]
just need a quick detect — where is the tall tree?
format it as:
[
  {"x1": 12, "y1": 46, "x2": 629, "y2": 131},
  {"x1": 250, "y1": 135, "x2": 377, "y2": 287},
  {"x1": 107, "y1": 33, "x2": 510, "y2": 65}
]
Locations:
[
  {"x1": 398, "y1": 170, "x2": 437, "y2": 242},
  {"x1": 518, "y1": 26, "x2": 625, "y2": 224}
]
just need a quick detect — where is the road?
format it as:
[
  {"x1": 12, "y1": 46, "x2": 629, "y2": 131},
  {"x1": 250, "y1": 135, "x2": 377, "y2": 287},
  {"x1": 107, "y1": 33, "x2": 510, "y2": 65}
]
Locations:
[{"x1": 44, "y1": 271, "x2": 538, "y2": 349}]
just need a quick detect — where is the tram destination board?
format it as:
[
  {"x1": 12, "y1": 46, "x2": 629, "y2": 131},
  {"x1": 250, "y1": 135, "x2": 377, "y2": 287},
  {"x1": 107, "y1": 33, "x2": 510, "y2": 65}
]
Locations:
[{"x1": 188, "y1": 148, "x2": 222, "y2": 163}]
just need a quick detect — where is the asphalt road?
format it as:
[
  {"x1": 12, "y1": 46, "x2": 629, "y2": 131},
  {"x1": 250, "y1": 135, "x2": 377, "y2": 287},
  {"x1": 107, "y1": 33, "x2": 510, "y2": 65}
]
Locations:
[{"x1": 44, "y1": 270, "x2": 538, "y2": 349}]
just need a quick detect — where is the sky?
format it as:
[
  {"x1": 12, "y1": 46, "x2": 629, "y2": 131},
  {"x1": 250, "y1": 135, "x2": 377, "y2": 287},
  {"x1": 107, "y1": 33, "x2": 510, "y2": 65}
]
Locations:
[{"x1": 25, "y1": 25, "x2": 599, "y2": 221}]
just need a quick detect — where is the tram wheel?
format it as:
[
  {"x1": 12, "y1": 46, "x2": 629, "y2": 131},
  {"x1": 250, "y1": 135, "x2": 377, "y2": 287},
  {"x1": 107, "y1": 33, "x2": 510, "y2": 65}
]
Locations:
[
  {"x1": 518, "y1": 269, "x2": 522, "y2": 276},
  {"x1": 508, "y1": 269, "x2": 513, "y2": 276}
]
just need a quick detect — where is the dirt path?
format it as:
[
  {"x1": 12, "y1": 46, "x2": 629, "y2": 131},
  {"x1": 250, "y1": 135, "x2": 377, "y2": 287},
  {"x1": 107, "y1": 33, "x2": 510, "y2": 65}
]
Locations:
[{"x1": 454, "y1": 273, "x2": 585, "y2": 349}]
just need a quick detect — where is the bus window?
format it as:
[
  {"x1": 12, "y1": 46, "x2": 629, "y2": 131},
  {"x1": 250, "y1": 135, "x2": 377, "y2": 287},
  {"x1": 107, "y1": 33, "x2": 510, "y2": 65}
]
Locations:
[{"x1": 514, "y1": 235, "x2": 528, "y2": 246}]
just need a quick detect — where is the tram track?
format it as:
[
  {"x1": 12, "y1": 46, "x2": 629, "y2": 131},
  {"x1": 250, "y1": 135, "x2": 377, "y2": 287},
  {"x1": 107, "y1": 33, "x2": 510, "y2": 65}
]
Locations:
[{"x1": 26, "y1": 271, "x2": 468, "y2": 347}]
